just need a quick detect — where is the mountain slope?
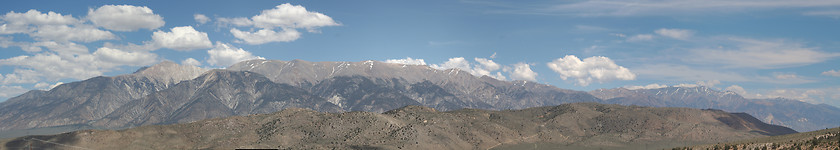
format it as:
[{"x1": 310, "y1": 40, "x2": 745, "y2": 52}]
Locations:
[
  {"x1": 590, "y1": 86, "x2": 840, "y2": 132},
  {"x1": 0, "y1": 103, "x2": 796, "y2": 150},
  {"x1": 228, "y1": 59, "x2": 601, "y2": 111},
  {"x1": 684, "y1": 127, "x2": 839, "y2": 150},
  {"x1": 0, "y1": 61, "x2": 206, "y2": 131},
  {"x1": 93, "y1": 70, "x2": 342, "y2": 128}
]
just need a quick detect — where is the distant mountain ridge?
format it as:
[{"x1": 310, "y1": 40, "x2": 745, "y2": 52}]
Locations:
[
  {"x1": 0, "y1": 59, "x2": 601, "y2": 133},
  {"x1": 0, "y1": 61, "x2": 207, "y2": 131},
  {"x1": 0, "y1": 103, "x2": 797, "y2": 150},
  {"x1": 590, "y1": 86, "x2": 840, "y2": 132},
  {"x1": 0, "y1": 59, "x2": 836, "y2": 136}
]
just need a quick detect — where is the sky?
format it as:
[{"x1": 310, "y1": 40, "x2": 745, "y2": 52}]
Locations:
[{"x1": 1, "y1": 0, "x2": 840, "y2": 107}]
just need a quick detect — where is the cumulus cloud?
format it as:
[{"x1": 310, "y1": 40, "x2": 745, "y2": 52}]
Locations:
[
  {"x1": 87, "y1": 5, "x2": 165, "y2": 31},
  {"x1": 194, "y1": 14, "x2": 210, "y2": 24},
  {"x1": 207, "y1": 42, "x2": 265, "y2": 67},
  {"x1": 430, "y1": 57, "x2": 507, "y2": 80},
  {"x1": 385, "y1": 57, "x2": 427, "y2": 65},
  {"x1": 696, "y1": 80, "x2": 721, "y2": 88},
  {"x1": 2, "y1": 46, "x2": 161, "y2": 85},
  {"x1": 546, "y1": 55, "x2": 636, "y2": 86},
  {"x1": 249, "y1": 4, "x2": 340, "y2": 29},
  {"x1": 474, "y1": 58, "x2": 501, "y2": 71},
  {"x1": 431, "y1": 57, "x2": 471, "y2": 71},
  {"x1": 655, "y1": 28, "x2": 694, "y2": 40},
  {"x1": 822, "y1": 70, "x2": 840, "y2": 77},
  {"x1": 687, "y1": 38, "x2": 840, "y2": 69},
  {"x1": 0, "y1": 53, "x2": 103, "y2": 82},
  {"x1": 219, "y1": 3, "x2": 339, "y2": 45},
  {"x1": 0, "y1": 85, "x2": 28, "y2": 99},
  {"x1": 624, "y1": 83, "x2": 668, "y2": 90},
  {"x1": 0, "y1": 69, "x2": 40, "y2": 84},
  {"x1": 230, "y1": 28, "x2": 300, "y2": 44},
  {"x1": 31, "y1": 25, "x2": 115, "y2": 42},
  {"x1": 92, "y1": 47, "x2": 158, "y2": 67},
  {"x1": 508, "y1": 63, "x2": 537, "y2": 81},
  {"x1": 1, "y1": 10, "x2": 115, "y2": 42},
  {"x1": 181, "y1": 58, "x2": 201, "y2": 66},
  {"x1": 151, "y1": 26, "x2": 212, "y2": 51},
  {"x1": 725, "y1": 85, "x2": 748, "y2": 96},
  {"x1": 673, "y1": 83, "x2": 699, "y2": 88},
  {"x1": 0, "y1": 9, "x2": 80, "y2": 34}
]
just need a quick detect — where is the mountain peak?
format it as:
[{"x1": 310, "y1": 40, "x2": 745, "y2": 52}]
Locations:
[{"x1": 129, "y1": 61, "x2": 209, "y2": 84}]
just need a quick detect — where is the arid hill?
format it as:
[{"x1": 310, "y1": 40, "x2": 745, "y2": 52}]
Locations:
[
  {"x1": 1, "y1": 103, "x2": 795, "y2": 150},
  {"x1": 678, "y1": 127, "x2": 839, "y2": 150}
]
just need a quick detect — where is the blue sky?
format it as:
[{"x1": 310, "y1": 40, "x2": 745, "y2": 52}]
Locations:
[{"x1": 2, "y1": 0, "x2": 840, "y2": 107}]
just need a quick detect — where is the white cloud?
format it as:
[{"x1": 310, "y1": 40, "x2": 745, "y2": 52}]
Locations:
[
  {"x1": 216, "y1": 17, "x2": 253, "y2": 27},
  {"x1": 181, "y1": 58, "x2": 201, "y2": 66},
  {"x1": 92, "y1": 47, "x2": 158, "y2": 67},
  {"x1": 29, "y1": 41, "x2": 89, "y2": 56},
  {"x1": 673, "y1": 83, "x2": 699, "y2": 88},
  {"x1": 219, "y1": 3, "x2": 339, "y2": 45},
  {"x1": 0, "y1": 9, "x2": 80, "y2": 34},
  {"x1": 508, "y1": 62, "x2": 537, "y2": 81},
  {"x1": 1, "y1": 46, "x2": 163, "y2": 85},
  {"x1": 687, "y1": 38, "x2": 840, "y2": 69},
  {"x1": 627, "y1": 34, "x2": 653, "y2": 41},
  {"x1": 725, "y1": 85, "x2": 748, "y2": 96},
  {"x1": 33, "y1": 81, "x2": 62, "y2": 90},
  {"x1": 431, "y1": 57, "x2": 471, "y2": 71},
  {"x1": 87, "y1": 5, "x2": 165, "y2": 31},
  {"x1": 0, "y1": 53, "x2": 103, "y2": 82},
  {"x1": 696, "y1": 80, "x2": 720, "y2": 88},
  {"x1": 1, "y1": 10, "x2": 115, "y2": 43},
  {"x1": 430, "y1": 57, "x2": 507, "y2": 80},
  {"x1": 151, "y1": 26, "x2": 212, "y2": 51},
  {"x1": 546, "y1": 55, "x2": 636, "y2": 86},
  {"x1": 249, "y1": 4, "x2": 340, "y2": 29},
  {"x1": 230, "y1": 28, "x2": 301, "y2": 45},
  {"x1": 385, "y1": 57, "x2": 427, "y2": 65},
  {"x1": 0, "y1": 85, "x2": 28, "y2": 99},
  {"x1": 194, "y1": 14, "x2": 210, "y2": 24},
  {"x1": 207, "y1": 42, "x2": 265, "y2": 67},
  {"x1": 655, "y1": 28, "x2": 694, "y2": 40},
  {"x1": 474, "y1": 58, "x2": 501, "y2": 71},
  {"x1": 624, "y1": 83, "x2": 668, "y2": 90},
  {"x1": 822, "y1": 70, "x2": 840, "y2": 77},
  {"x1": 1, "y1": 39, "x2": 89, "y2": 56},
  {"x1": 31, "y1": 25, "x2": 115, "y2": 42},
  {"x1": 0, "y1": 69, "x2": 39, "y2": 84},
  {"x1": 2, "y1": 9, "x2": 79, "y2": 25}
]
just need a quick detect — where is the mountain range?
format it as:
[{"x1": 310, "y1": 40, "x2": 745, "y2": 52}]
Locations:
[
  {"x1": 0, "y1": 103, "x2": 796, "y2": 150},
  {"x1": 0, "y1": 59, "x2": 837, "y2": 137},
  {"x1": 590, "y1": 87, "x2": 840, "y2": 132}
]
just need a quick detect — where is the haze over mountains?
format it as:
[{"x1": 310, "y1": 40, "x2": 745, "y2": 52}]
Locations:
[
  {"x1": 0, "y1": 103, "x2": 796, "y2": 149},
  {"x1": 590, "y1": 87, "x2": 840, "y2": 132},
  {"x1": 0, "y1": 59, "x2": 837, "y2": 137}
]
